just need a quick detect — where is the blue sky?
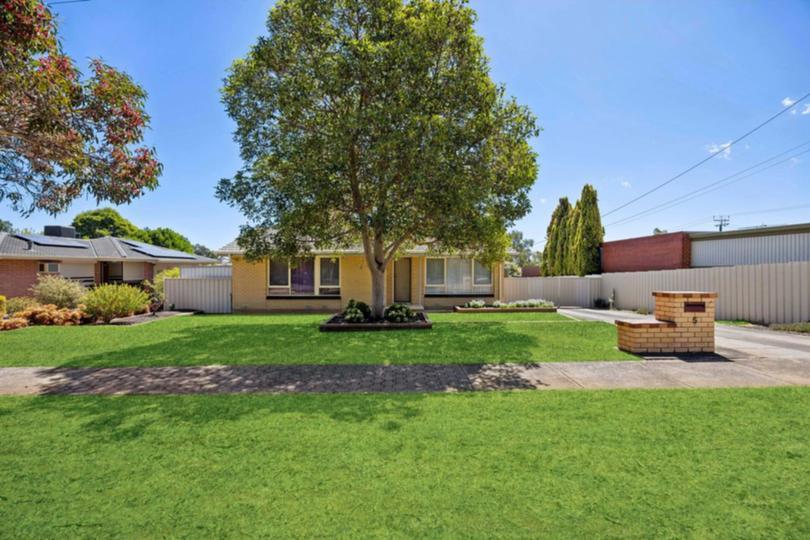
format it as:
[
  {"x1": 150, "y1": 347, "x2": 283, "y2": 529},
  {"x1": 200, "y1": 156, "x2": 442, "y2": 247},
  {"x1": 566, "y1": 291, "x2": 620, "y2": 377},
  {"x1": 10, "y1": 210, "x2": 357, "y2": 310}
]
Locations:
[{"x1": 6, "y1": 0, "x2": 810, "y2": 249}]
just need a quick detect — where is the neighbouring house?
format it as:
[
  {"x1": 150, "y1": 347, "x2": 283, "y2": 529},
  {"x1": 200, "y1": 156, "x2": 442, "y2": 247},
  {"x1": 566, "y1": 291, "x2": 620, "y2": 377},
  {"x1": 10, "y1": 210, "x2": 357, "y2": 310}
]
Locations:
[
  {"x1": 601, "y1": 222, "x2": 810, "y2": 273},
  {"x1": 0, "y1": 225, "x2": 216, "y2": 298},
  {"x1": 217, "y1": 240, "x2": 505, "y2": 312}
]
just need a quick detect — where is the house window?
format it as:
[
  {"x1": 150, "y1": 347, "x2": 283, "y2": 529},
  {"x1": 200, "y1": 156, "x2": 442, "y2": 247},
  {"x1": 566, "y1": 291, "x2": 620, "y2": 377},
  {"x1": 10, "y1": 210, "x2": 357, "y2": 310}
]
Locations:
[
  {"x1": 267, "y1": 257, "x2": 339, "y2": 296},
  {"x1": 425, "y1": 257, "x2": 493, "y2": 295},
  {"x1": 319, "y1": 257, "x2": 340, "y2": 296},
  {"x1": 38, "y1": 262, "x2": 60, "y2": 274}
]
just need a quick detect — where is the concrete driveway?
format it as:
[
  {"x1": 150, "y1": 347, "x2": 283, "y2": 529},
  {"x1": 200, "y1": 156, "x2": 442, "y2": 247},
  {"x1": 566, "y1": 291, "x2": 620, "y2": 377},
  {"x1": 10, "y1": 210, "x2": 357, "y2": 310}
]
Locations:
[{"x1": 560, "y1": 308, "x2": 810, "y2": 361}]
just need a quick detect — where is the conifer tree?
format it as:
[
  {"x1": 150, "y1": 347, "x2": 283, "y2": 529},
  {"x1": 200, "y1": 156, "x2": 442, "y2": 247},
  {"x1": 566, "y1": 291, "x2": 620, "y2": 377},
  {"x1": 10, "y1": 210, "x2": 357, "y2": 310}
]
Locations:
[{"x1": 570, "y1": 184, "x2": 603, "y2": 275}]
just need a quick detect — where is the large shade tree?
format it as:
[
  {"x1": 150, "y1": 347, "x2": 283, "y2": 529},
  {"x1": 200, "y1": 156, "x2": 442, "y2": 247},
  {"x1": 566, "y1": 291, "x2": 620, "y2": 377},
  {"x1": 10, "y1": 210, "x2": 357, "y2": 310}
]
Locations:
[
  {"x1": 0, "y1": 0, "x2": 161, "y2": 216},
  {"x1": 218, "y1": 0, "x2": 539, "y2": 317}
]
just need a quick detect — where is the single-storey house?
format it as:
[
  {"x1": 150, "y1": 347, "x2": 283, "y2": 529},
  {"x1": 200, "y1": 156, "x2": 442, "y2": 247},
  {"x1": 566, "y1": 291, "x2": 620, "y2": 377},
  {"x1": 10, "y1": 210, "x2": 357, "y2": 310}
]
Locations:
[
  {"x1": 0, "y1": 226, "x2": 215, "y2": 298},
  {"x1": 217, "y1": 240, "x2": 505, "y2": 312}
]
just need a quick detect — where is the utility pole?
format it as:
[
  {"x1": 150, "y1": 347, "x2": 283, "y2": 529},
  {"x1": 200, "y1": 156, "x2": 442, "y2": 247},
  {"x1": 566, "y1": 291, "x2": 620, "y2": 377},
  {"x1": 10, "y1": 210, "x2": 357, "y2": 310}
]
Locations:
[{"x1": 713, "y1": 215, "x2": 730, "y2": 232}]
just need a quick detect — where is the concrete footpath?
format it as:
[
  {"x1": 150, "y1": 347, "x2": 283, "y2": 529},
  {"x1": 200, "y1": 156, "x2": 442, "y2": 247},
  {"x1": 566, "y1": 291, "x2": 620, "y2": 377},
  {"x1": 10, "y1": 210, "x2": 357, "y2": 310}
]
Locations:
[{"x1": 1, "y1": 356, "x2": 810, "y2": 395}]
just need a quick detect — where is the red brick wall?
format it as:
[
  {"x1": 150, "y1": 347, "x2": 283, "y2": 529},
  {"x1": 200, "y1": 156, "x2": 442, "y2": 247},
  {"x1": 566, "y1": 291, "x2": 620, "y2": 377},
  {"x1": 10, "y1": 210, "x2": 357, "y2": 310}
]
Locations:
[
  {"x1": 0, "y1": 260, "x2": 40, "y2": 298},
  {"x1": 601, "y1": 232, "x2": 691, "y2": 273}
]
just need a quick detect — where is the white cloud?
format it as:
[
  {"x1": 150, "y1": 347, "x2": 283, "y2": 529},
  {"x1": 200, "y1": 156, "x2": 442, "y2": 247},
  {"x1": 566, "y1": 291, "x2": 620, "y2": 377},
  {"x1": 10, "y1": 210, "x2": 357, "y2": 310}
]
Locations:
[
  {"x1": 620, "y1": 180, "x2": 632, "y2": 189},
  {"x1": 706, "y1": 141, "x2": 732, "y2": 160},
  {"x1": 782, "y1": 97, "x2": 796, "y2": 107},
  {"x1": 790, "y1": 157, "x2": 801, "y2": 166},
  {"x1": 802, "y1": 104, "x2": 810, "y2": 115}
]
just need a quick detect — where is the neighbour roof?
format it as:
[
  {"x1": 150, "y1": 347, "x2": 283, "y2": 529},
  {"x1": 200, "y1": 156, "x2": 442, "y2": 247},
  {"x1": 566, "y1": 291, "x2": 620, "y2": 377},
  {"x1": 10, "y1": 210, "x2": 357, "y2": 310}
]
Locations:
[
  {"x1": 0, "y1": 234, "x2": 216, "y2": 264},
  {"x1": 688, "y1": 222, "x2": 810, "y2": 241}
]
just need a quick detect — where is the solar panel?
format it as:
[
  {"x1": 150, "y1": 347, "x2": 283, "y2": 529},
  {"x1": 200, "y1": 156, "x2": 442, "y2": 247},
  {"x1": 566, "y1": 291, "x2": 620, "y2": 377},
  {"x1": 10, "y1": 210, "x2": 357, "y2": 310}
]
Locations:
[
  {"x1": 15, "y1": 234, "x2": 88, "y2": 248},
  {"x1": 119, "y1": 239, "x2": 198, "y2": 259}
]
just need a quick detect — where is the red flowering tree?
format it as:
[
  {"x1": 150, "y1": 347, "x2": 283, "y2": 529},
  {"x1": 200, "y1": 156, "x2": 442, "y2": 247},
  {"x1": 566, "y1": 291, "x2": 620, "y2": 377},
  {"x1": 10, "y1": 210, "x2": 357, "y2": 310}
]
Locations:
[{"x1": 0, "y1": 0, "x2": 162, "y2": 215}]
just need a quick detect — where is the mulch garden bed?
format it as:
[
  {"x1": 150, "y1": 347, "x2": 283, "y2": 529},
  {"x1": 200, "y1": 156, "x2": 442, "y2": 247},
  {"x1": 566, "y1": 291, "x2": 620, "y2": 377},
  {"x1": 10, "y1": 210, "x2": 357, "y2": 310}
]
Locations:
[
  {"x1": 320, "y1": 312, "x2": 433, "y2": 332},
  {"x1": 453, "y1": 306, "x2": 557, "y2": 313}
]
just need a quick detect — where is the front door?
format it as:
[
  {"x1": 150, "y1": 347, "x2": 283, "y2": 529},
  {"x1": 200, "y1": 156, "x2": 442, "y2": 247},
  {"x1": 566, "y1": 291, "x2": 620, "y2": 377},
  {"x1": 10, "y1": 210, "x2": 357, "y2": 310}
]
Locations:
[{"x1": 394, "y1": 258, "x2": 411, "y2": 303}]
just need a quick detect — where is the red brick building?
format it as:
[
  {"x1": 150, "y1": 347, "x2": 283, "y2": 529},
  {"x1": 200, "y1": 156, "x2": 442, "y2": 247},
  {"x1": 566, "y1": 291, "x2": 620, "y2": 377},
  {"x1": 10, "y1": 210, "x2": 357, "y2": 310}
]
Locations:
[{"x1": 600, "y1": 232, "x2": 691, "y2": 273}]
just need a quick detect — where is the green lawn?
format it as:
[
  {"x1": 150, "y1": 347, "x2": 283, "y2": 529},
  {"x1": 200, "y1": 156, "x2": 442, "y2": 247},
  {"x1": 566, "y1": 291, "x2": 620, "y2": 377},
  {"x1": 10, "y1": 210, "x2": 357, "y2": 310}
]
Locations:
[
  {"x1": 0, "y1": 312, "x2": 636, "y2": 367},
  {"x1": 2, "y1": 389, "x2": 809, "y2": 538}
]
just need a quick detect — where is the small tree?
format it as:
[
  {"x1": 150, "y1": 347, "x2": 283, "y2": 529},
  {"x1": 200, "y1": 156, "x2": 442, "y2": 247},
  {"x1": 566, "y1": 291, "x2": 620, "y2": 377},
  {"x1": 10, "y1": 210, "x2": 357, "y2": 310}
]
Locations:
[
  {"x1": 0, "y1": 0, "x2": 161, "y2": 216},
  {"x1": 509, "y1": 231, "x2": 535, "y2": 268},
  {"x1": 219, "y1": 0, "x2": 539, "y2": 317},
  {"x1": 0, "y1": 219, "x2": 13, "y2": 233}
]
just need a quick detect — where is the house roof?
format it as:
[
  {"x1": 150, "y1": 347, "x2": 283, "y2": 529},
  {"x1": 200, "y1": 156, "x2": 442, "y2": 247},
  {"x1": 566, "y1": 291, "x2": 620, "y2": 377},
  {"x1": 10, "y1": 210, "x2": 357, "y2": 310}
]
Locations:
[
  {"x1": 0, "y1": 233, "x2": 216, "y2": 264},
  {"x1": 216, "y1": 238, "x2": 434, "y2": 256},
  {"x1": 688, "y1": 222, "x2": 810, "y2": 241}
]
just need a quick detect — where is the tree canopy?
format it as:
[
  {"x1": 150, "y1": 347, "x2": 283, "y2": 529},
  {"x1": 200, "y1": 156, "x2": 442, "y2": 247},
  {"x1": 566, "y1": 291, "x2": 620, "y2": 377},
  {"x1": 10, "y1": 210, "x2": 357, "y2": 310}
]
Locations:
[
  {"x1": 70, "y1": 208, "x2": 194, "y2": 253},
  {"x1": 218, "y1": 0, "x2": 539, "y2": 315},
  {"x1": 142, "y1": 227, "x2": 194, "y2": 254},
  {"x1": 193, "y1": 244, "x2": 216, "y2": 259},
  {"x1": 0, "y1": 0, "x2": 161, "y2": 216},
  {"x1": 0, "y1": 219, "x2": 13, "y2": 233},
  {"x1": 509, "y1": 231, "x2": 537, "y2": 268},
  {"x1": 71, "y1": 208, "x2": 144, "y2": 240}
]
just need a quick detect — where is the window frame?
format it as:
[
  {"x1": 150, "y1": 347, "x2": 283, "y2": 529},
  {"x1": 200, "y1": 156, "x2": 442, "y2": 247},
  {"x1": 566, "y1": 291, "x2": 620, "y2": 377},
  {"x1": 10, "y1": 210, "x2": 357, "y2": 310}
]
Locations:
[
  {"x1": 267, "y1": 256, "x2": 340, "y2": 297},
  {"x1": 424, "y1": 257, "x2": 494, "y2": 295},
  {"x1": 38, "y1": 262, "x2": 60, "y2": 274}
]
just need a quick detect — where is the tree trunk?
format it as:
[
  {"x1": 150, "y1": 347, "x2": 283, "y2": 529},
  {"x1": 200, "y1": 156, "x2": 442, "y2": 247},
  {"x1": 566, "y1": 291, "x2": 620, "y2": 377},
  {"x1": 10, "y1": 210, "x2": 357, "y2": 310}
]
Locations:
[{"x1": 370, "y1": 265, "x2": 386, "y2": 320}]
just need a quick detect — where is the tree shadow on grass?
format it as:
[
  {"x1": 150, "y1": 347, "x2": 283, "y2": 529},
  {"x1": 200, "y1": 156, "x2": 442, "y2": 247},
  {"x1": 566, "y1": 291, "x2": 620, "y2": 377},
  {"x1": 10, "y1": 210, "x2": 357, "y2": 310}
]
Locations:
[
  {"x1": 51, "y1": 320, "x2": 541, "y2": 367},
  {"x1": 13, "y1": 392, "x2": 429, "y2": 443}
]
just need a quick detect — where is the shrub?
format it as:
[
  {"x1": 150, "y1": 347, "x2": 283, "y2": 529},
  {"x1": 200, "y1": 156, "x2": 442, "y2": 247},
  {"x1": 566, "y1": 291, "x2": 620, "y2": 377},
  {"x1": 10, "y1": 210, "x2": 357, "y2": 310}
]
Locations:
[
  {"x1": 384, "y1": 303, "x2": 416, "y2": 323},
  {"x1": 635, "y1": 307, "x2": 650, "y2": 316},
  {"x1": 0, "y1": 318, "x2": 28, "y2": 331},
  {"x1": 342, "y1": 299, "x2": 371, "y2": 322},
  {"x1": 465, "y1": 299, "x2": 486, "y2": 308},
  {"x1": 494, "y1": 298, "x2": 554, "y2": 309},
  {"x1": 145, "y1": 267, "x2": 180, "y2": 301},
  {"x1": 6, "y1": 296, "x2": 39, "y2": 315},
  {"x1": 770, "y1": 322, "x2": 810, "y2": 334},
  {"x1": 16, "y1": 304, "x2": 85, "y2": 326},
  {"x1": 30, "y1": 274, "x2": 86, "y2": 309},
  {"x1": 0, "y1": 295, "x2": 5, "y2": 317},
  {"x1": 83, "y1": 284, "x2": 150, "y2": 323}
]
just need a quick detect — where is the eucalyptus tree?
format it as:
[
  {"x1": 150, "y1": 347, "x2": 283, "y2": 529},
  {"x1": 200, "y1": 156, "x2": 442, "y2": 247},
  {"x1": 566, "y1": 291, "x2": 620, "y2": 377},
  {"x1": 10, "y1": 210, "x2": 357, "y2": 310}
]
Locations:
[{"x1": 218, "y1": 0, "x2": 539, "y2": 316}]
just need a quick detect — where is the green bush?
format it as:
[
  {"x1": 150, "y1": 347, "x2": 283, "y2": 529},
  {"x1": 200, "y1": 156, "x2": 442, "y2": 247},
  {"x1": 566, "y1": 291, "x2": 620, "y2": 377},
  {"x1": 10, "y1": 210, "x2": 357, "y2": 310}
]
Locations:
[
  {"x1": 0, "y1": 295, "x2": 5, "y2": 317},
  {"x1": 465, "y1": 299, "x2": 486, "y2": 308},
  {"x1": 145, "y1": 267, "x2": 180, "y2": 300},
  {"x1": 6, "y1": 296, "x2": 39, "y2": 315},
  {"x1": 83, "y1": 284, "x2": 150, "y2": 323},
  {"x1": 342, "y1": 299, "x2": 371, "y2": 322},
  {"x1": 384, "y1": 303, "x2": 416, "y2": 323},
  {"x1": 30, "y1": 274, "x2": 86, "y2": 309}
]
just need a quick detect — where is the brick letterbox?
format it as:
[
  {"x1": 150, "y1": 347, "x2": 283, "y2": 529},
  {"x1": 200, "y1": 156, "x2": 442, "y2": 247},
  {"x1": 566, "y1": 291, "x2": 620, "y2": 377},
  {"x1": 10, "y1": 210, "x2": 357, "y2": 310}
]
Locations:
[{"x1": 616, "y1": 291, "x2": 717, "y2": 354}]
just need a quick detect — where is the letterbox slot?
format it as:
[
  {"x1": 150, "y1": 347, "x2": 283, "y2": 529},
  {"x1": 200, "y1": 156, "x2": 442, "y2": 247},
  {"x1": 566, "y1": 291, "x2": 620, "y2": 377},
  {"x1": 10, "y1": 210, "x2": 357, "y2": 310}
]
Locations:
[{"x1": 684, "y1": 302, "x2": 706, "y2": 313}]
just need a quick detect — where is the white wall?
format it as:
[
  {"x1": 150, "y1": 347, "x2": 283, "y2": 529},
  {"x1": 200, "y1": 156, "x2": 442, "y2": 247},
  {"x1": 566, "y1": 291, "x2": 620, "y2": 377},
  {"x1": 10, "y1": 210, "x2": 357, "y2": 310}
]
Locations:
[
  {"x1": 59, "y1": 262, "x2": 95, "y2": 280},
  {"x1": 122, "y1": 262, "x2": 146, "y2": 282}
]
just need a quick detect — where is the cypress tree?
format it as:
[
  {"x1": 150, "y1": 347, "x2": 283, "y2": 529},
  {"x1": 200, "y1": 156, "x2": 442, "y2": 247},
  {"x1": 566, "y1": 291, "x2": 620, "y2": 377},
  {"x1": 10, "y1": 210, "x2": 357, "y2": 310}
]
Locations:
[
  {"x1": 563, "y1": 202, "x2": 580, "y2": 275},
  {"x1": 542, "y1": 197, "x2": 570, "y2": 276},
  {"x1": 571, "y1": 184, "x2": 603, "y2": 275}
]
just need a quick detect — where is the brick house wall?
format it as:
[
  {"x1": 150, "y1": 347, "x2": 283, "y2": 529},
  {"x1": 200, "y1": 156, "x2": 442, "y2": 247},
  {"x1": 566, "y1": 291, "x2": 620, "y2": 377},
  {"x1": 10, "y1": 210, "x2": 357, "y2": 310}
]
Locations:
[
  {"x1": 0, "y1": 260, "x2": 39, "y2": 298},
  {"x1": 601, "y1": 232, "x2": 691, "y2": 273}
]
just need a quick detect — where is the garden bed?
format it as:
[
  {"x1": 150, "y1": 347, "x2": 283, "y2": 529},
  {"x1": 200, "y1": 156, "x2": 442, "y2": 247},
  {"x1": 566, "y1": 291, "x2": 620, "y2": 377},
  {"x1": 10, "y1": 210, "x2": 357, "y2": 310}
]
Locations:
[
  {"x1": 453, "y1": 306, "x2": 557, "y2": 313},
  {"x1": 320, "y1": 312, "x2": 433, "y2": 332}
]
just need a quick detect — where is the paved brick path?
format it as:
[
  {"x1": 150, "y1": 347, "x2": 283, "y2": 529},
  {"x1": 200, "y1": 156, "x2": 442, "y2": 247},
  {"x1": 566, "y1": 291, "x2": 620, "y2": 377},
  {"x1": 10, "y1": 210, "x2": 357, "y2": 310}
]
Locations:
[{"x1": 2, "y1": 356, "x2": 810, "y2": 395}]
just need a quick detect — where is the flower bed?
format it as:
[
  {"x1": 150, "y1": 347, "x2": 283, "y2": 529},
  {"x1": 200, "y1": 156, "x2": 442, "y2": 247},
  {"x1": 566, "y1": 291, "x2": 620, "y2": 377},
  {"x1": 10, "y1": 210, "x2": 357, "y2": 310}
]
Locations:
[
  {"x1": 320, "y1": 311, "x2": 433, "y2": 332},
  {"x1": 454, "y1": 298, "x2": 557, "y2": 313},
  {"x1": 453, "y1": 305, "x2": 557, "y2": 313}
]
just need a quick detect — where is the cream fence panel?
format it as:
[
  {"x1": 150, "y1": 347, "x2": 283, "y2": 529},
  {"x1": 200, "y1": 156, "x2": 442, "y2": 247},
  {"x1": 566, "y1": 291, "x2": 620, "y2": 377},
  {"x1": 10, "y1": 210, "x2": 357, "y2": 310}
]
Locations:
[
  {"x1": 505, "y1": 261, "x2": 810, "y2": 324},
  {"x1": 503, "y1": 276, "x2": 601, "y2": 307},
  {"x1": 164, "y1": 278, "x2": 232, "y2": 314},
  {"x1": 179, "y1": 265, "x2": 232, "y2": 279}
]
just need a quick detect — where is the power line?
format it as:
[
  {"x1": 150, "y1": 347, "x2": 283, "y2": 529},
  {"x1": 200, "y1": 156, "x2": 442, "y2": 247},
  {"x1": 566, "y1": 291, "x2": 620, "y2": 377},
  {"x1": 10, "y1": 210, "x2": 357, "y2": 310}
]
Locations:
[
  {"x1": 713, "y1": 215, "x2": 730, "y2": 231},
  {"x1": 601, "y1": 91, "x2": 810, "y2": 218},
  {"x1": 605, "y1": 142, "x2": 810, "y2": 227},
  {"x1": 670, "y1": 202, "x2": 810, "y2": 230},
  {"x1": 47, "y1": 0, "x2": 90, "y2": 5}
]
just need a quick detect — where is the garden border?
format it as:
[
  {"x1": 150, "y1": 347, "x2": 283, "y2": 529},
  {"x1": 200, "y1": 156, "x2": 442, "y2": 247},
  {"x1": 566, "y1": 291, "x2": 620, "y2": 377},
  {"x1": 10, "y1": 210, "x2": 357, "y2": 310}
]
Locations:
[
  {"x1": 319, "y1": 312, "x2": 433, "y2": 332},
  {"x1": 453, "y1": 306, "x2": 558, "y2": 313}
]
